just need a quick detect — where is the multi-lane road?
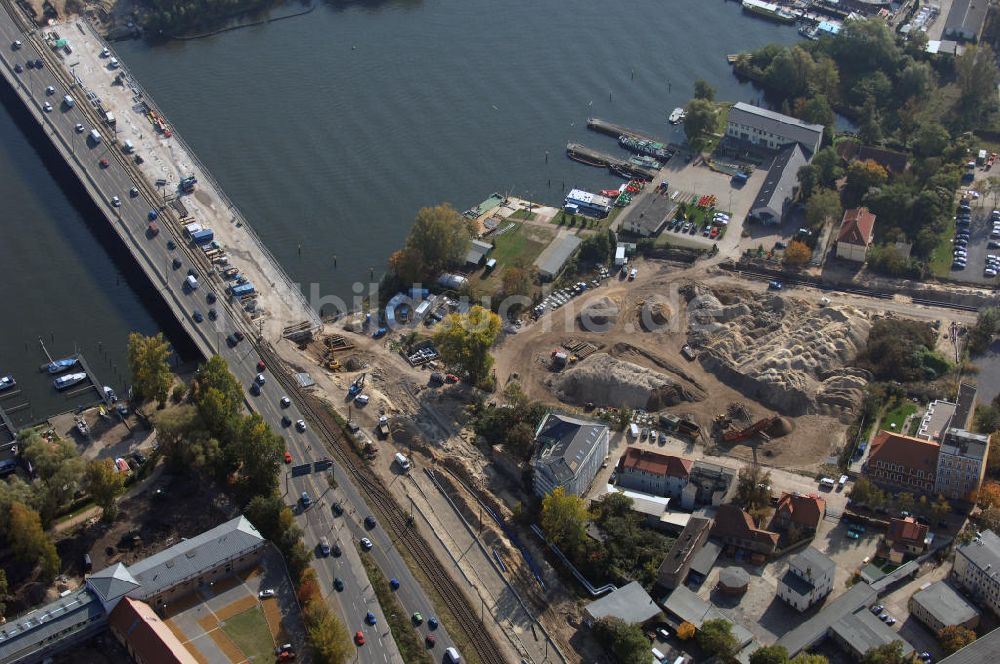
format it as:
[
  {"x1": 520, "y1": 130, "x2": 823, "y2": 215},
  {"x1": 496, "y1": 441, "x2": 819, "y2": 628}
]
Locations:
[{"x1": 0, "y1": 8, "x2": 459, "y2": 663}]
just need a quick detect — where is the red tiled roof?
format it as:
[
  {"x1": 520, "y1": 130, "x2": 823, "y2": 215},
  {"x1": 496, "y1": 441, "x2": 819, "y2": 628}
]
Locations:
[
  {"x1": 868, "y1": 430, "x2": 940, "y2": 476},
  {"x1": 711, "y1": 504, "x2": 779, "y2": 547},
  {"x1": 109, "y1": 597, "x2": 198, "y2": 664},
  {"x1": 887, "y1": 516, "x2": 928, "y2": 546},
  {"x1": 837, "y1": 207, "x2": 876, "y2": 246},
  {"x1": 771, "y1": 492, "x2": 826, "y2": 529},
  {"x1": 618, "y1": 447, "x2": 692, "y2": 479}
]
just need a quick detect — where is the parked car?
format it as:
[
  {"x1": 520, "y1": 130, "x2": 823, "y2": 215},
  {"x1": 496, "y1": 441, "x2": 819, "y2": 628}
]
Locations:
[{"x1": 258, "y1": 589, "x2": 275, "y2": 599}]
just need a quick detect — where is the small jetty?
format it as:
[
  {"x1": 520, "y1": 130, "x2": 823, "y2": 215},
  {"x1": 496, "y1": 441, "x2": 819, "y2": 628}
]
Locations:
[
  {"x1": 566, "y1": 144, "x2": 659, "y2": 180},
  {"x1": 37, "y1": 339, "x2": 112, "y2": 406},
  {"x1": 0, "y1": 402, "x2": 15, "y2": 444},
  {"x1": 587, "y1": 118, "x2": 677, "y2": 148}
]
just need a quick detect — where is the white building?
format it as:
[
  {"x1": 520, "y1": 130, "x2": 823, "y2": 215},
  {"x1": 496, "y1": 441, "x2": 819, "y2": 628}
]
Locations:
[
  {"x1": 726, "y1": 102, "x2": 824, "y2": 156},
  {"x1": 777, "y1": 547, "x2": 836, "y2": 611},
  {"x1": 531, "y1": 413, "x2": 609, "y2": 496},
  {"x1": 953, "y1": 530, "x2": 1000, "y2": 615},
  {"x1": 615, "y1": 447, "x2": 692, "y2": 500}
]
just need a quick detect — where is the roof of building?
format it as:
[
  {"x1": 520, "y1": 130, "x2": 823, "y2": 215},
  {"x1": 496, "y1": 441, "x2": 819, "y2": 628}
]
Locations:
[
  {"x1": 918, "y1": 400, "x2": 957, "y2": 441},
  {"x1": 658, "y1": 517, "x2": 714, "y2": 580},
  {"x1": 792, "y1": 547, "x2": 836, "y2": 578},
  {"x1": 837, "y1": 208, "x2": 877, "y2": 246},
  {"x1": 751, "y1": 143, "x2": 809, "y2": 222},
  {"x1": 953, "y1": 383, "x2": 978, "y2": 430},
  {"x1": 606, "y1": 487, "x2": 671, "y2": 518},
  {"x1": 689, "y1": 540, "x2": 723, "y2": 577},
  {"x1": 728, "y1": 102, "x2": 824, "y2": 154},
  {"x1": 772, "y1": 493, "x2": 826, "y2": 530},
  {"x1": 534, "y1": 233, "x2": 583, "y2": 278},
  {"x1": 775, "y1": 583, "x2": 878, "y2": 656},
  {"x1": 910, "y1": 581, "x2": 979, "y2": 628},
  {"x1": 0, "y1": 589, "x2": 106, "y2": 663},
  {"x1": 618, "y1": 447, "x2": 692, "y2": 479},
  {"x1": 835, "y1": 141, "x2": 908, "y2": 174},
  {"x1": 887, "y1": 517, "x2": 929, "y2": 546},
  {"x1": 533, "y1": 413, "x2": 608, "y2": 486},
  {"x1": 941, "y1": 427, "x2": 989, "y2": 462},
  {"x1": 584, "y1": 581, "x2": 661, "y2": 625},
  {"x1": 869, "y1": 559, "x2": 920, "y2": 593},
  {"x1": 464, "y1": 239, "x2": 493, "y2": 265},
  {"x1": 719, "y1": 566, "x2": 750, "y2": 590},
  {"x1": 831, "y1": 609, "x2": 914, "y2": 657},
  {"x1": 939, "y1": 625, "x2": 1000, "y2": 663},
  {"x1": 781, "y1": 568, "x2": 818, "y2": 596},
  {"x1": 125, "y1": 515, "x2": 265, "y2": 599},
  {"x1": 710, "y1": 504, "x2": 779, "y2": 549},
  {"x1": 943, "y1": 0, "x2": 989, "y2": 41},
  {"x1": 957, "y1": 529, "x2": 1000, "y2": 575},
  {"x1": 867, "y1": 430, "x2": 940, "y2": 476},
  {"x1": 661, "y1": 586, "x2": 754, "y2": 647},
  {"x1": 87, "y1": 562, "x2": 142, "y2": 604},
  {"x1": 109, "y1": 598, "x2": 198, "y2": 664}
]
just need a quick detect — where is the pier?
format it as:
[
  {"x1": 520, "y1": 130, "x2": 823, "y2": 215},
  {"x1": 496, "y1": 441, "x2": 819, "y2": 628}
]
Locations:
[
  {"x1": 0, "y1": 402, "x2": 14, "y2": 444},
  {"x1": 566, "y1": 143, "x2": 659, "y2": 180},
  {"x1": 587, "y1": 117, "x2": 676, "y2": 148},
  {"x1": 37, "y1": 339, "x2": 110, "y2": 407}
]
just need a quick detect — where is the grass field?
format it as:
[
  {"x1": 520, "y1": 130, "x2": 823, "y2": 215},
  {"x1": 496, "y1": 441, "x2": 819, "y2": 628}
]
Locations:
[
  {"x1": 881, "y1": 400, "x2": 918, "y2": 434},
  {"x1": 929, "y1": 216, "x2": 957, "y2": 278},
  {"x1": 221, "y1": 606, "x2": 274, "y2": 661}
]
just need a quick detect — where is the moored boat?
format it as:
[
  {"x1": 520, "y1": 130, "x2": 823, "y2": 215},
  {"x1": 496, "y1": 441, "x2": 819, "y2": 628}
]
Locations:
[
  {"x1": 54, "y1": 372, "x2": 87, "y2": 390},
  {"x1": 0, "y1": 375, "x2": 15, "y2": 391},
  {"x1": 741, "y1": 0, "x2": 796, "y2": 24},
  {"x1": 668, "y1": 107, "x2": 686, "y2": 124},
  {"x1": 45, "y1": 357, "x2": 79, "y2": 374}
]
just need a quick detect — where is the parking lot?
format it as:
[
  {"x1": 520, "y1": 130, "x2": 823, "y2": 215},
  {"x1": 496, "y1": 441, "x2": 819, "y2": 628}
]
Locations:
[{"x1": 948, "y1": 199, "x2": 1000, "y2": 285}]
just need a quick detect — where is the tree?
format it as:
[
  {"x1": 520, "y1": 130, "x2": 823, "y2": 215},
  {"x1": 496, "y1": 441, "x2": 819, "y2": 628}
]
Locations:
[
  {"x1": 978, "y1": 481, "x2": 1000, "y2": 509},
  {"x1": 912, "y1": 122, "x2": 950, "y2": 159},
  {"x1": 433, "y1": 305, "x2": 502, "y2": 386},
  {"x1": 694, "y1": 79, "x2": 716, "y2": 101},
  {"x1": 303, "y1": 600, "x2": 353, "y2": 664},
  {"x1": 128, "y1": 332, "x2": 173, "y2": 405},
  {"x1": 805, "y1": 189, "x2": 843, "y2": 232},
  {"x1": 764, "y1": 46, "x2": 815, "y2": 100},
  {"x1": 684, "y1": 98, "x2": 717, "y2": 152},
  {"x1": 540, "y1": 487, "x2": 590, "y2": 555},
  {"x1": 938, "y1": 625, "x2": 976, "y2": 654},
  {"x1": 797, "y1": 164, "x2": 818, "y2": 200},
  {"x1": 84, "y1": 458, "x2": 126, "y2": 522},
  {"x1": 798, "y1": 94, "x2": 835, "y2": 141},
  {"x1": 501, "y1": 264, "x2": 534, "y2": 298},
  {"x1": 395, "y1": 204, "x2": 473, "y2": 283},
  {"x1": 844, "y1": 159, "x2": 888, "y2": 207},
  {"x1": 698, "y1": 618, "x2": 738, "y2": 660},
  {"x1": 931, "y1": 496, "x2": 951, "y2": 523},
  {"x1": 751, "y1": 645, "x2": 790, "y2": 664},
  {"x1": 7, "y1": 502, "x2": 60, "y2": 582},
  {"x1": 956, "y1": 44, "x2": 1000, "y2": 126},
  {"x1": 849, "y1": 476, "x2": 886, "y2": 509},
  {"x1": 0, "y1": 570, "x2": 7, "y2": 618},
  {"x1": 591, "y1": 617, "x2": 650, "y2": 664},
  {"x1": 791, "y1": 656, "x2": 829, "y2": 664},
  {"x1": 676, "y1": 621, "x2": 696, "y2": 640},
  {"x1": 18, "y1": 431, "x2": 84, "y2": 525},
  {"x1": 861, "y1": 641, "x2": 911, "y2": 664},
  {"x1": 783, "y1": 240, "x2": 812, "y2": 266},
  {"x1": 735, "y1": 464, "x2": 772, "y2": 512},
  {"x1": 811, "y1": 146, "x2": 843, "y2": 187},
  {"x1": 232, "y1": 413, "x2": 283, "y2": 497},
  {"x1": 578, "y1": 230, "x2": 612, "y2": 264},
  {"x1": 896, "y1": 61, "x2": 935, "y2": 103},
  {"x1": 968, "y1": 307, "x2": 1000, "y2": 355},
  {"x1": 194, "y1": 355, "x2": 244, "y2": 432}
]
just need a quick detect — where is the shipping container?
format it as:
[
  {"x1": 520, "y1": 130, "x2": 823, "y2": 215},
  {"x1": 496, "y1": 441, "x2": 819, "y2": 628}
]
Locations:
[
  {"x1": 230, "y1": 282, "x2": 256, "y2": 297},
  {"x1": 190, "y1": 228, "x2": 214, "y2": 245}
]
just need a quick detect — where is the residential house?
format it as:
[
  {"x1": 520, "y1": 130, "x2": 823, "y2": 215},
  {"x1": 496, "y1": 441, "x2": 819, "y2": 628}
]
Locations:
[
  {"x1": 531, "y1": 413, "x2": 609, "y2": 496},
  {"x1": 777, "y1": 547, "x2": 836, "y2": 611},
  {"x1": 908, "y1": 581, "x2": 980, "y2": 633},
  {"x1": 836, "y1": 207, "x2": 876, "y2": 262},
  {"x1": 681, "y1": 461, "x2": 736, "y2": 510},
  {"x1": 863, "y1": 430, "x2": 939, "y2": 495},
  {"x1": 769, "y1": 492, "x2": 826, "y2": 540},
  {"x1": 935, "y1": 428, "x2": 989, "y2": 502},
  {"x1": 710, "y1": 504, "x2": 779, "y2": 560},
  {"x1": 615, "y1": 447, "x2": 692, "y2": 500},
  {"x1": 953, "y1": 529, "x2": 1000, "y2": 616},
  {"x1": 883, "y1": 517, "x2": 931, "y2": 564}
]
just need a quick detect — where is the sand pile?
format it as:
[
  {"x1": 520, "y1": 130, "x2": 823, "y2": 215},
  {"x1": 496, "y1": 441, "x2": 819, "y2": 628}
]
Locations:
[
  {"x1": 690, "y1": 288, "x2": 871, "y2": 417},
  {"x1": 578, "y1": 296, "x2": 621, "y2": 331},
  {"x1": 553, "y1": 353, "x2": 700, "y2": 410},
  {"x1": 637, "y1": 295, "x2": 673, "y2": 331}
]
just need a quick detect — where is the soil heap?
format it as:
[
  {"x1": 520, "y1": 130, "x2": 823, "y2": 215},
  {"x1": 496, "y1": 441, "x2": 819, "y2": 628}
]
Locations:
[
  {"x1": 553, "y1": 352, "x2": 701, "y2": 410},
  {"x1": 578, "y1": 296, "x2": 621, "y2": 331}
]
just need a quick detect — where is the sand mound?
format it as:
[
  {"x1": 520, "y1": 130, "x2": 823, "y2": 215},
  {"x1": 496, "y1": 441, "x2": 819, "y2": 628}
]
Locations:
[
  {"x1": 344, "y1": 356, "x2": 366, "y2": 372},
  {"x1": 766, "y1": 417, "x2": 794, "y2": 437},
  {"x1": 578, "y1": 296, "x2": 621, "y2": 331},
  {"x1": 554, "y1": 353, "x2": 699, "y2": 410},
  {"x1": 637, "y1": 295, "x2": 673, "y2": 331}
]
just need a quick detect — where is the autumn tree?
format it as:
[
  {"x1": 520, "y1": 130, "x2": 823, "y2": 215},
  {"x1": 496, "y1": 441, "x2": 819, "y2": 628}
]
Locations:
[
  {"x1": 978, "y1": 481, "x2": 1000, "y2": 509},
  {"x1": 128, "y1": 332, "x2": 173, "y2": 405},
  {"x1": 592, "y1": 617, "x2": 650, "y2": 664},
  {"x1": 391, "y1": 204, "x2": 473, "y2": 284},
  {"x1": 232, "y1": 413, "x2": 283, "y2": 497},
  {"x1": 194, "y1": 354, "x2": 244, "y2": 436},
  {"x1": 698, "y1": 618, "x2": 739, "y2": 660},
  {"x1": 18, "y1": 430, "x2": 84, "y2": 525},
  {"x1": 676, "y1": 621, "x2": 696, "y2": 640},
  {"x1": 84, "y1": 458, "x2": 126, "y2": 522},
  {"x1": 540, "y1": 487, "x2": 590, "y2": 556},
  {"x1": 0, "y1": 570, "x2": 8, "y2": 618},
  {"x1": 783, "y1": 241, "x2": 812, "y2": 266},
  {"x1": 8, "y1": 502, "x2": 60, "y2": 582},
  {"x1": 303, "y1": 599, "x2": 353, "y2": 664},
  {"x1": 861, "y1": 641, "x2": 911, "y2": 664},
  {"x1": 684, "y1": 98, "x2": 717, "y2": 153},
  {"x1": 501, "y1": 264, "x2": 534, "y2": 298},
  {"x1": 938, "y1": 625, "x2": 976, "y2": 654},
  {"x1": 433, "y1": 305, "x2": 502, "y2": 386},
  {"x1": 843, "y1": 159, "x2": 888, "y2": 207}
]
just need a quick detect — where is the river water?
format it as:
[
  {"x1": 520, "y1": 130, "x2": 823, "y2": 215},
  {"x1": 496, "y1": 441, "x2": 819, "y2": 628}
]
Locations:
[{"x1": 0, "y1": 0, "x2": 798, "y2": 424}]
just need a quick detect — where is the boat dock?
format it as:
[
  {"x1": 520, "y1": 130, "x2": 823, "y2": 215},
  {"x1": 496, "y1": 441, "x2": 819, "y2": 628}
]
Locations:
[
  {"x1": 587, "y1": 117, "x2": 677, "y2": 148},
  {"x1": 37, "y1": 339, "x2": 110, "y2": 406},
  {"x1": 566, "y1": 143, "x2": 659, "y2": 180},
  {"x1": 0, "y1": 402, "x2": 15, "y2": 444}
]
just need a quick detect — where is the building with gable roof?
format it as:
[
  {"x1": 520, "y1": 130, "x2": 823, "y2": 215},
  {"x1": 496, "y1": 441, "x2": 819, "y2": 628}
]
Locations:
[
  {"x1": 726, "y1": 102, "x2": 824, "y2": 156},
  {"x1": 109, "y1": 597, "x2": 198, "y2": 664},
  {"x1": 710, "y1": 504, "x2": 779, "y2": 560},
  {"x1": 615, "y1": 447, "x2": 692, "y2": 500},
  {"x1": 884, "y1": 516, "x2": 932, "y2": 563},
  {"x1": 863, "y1": 430, "x2": 939, "y2": 494},
  {"x1": 836, "y1": 207, "x2": 876, "y2": 262},
  {"x1": 531, "y1": 413, "x2": 609, "y2": 496},
  {"x1": 769, "y1": 492, "x2": 826, "y2": 538}
]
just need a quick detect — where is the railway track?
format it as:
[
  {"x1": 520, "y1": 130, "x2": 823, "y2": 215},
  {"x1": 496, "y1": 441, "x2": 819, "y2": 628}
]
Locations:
[{"x1": 257, "y1": 345, "x2": 509, "y2": 664}]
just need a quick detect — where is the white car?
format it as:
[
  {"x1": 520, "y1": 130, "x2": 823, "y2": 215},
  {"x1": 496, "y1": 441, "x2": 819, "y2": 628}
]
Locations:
[
  {"x1": 360, "y1": 537, "x2": 373, "y2": 550},
  {"x1": 42, "y1": 102, "x2": 52, "y2": 112},
  {"x1": 258, "y1": 589, "x2": 275, "y2": 599},
  {"x1": 295, "y1": 419, "x2": 306, "y2": 432},
  {"x1": 45, "y1": 85, "x2": 55, "y2": 95},
  {"x1": 100, "y1": 47, "x2": 110, "y2": 57},
  {"x1": 110, "y1": 195, "x2": 121, "y2": 207},
  {"x1": 354, "y1": 394, "x2": 370, "y2": 405},
  {"x1": 12, "y1": 40, "x2": 21, "y2": 49},
  {"x1": 255, "y1": 373, "x2": 266, "y2": 385},
  {"x1": 74, "y1": 123, "x2": 84, "y2": 133}
]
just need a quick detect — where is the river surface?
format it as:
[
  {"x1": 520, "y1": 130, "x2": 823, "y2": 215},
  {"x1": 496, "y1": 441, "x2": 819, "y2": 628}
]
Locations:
[{"x1": 0, "y1": 0, "x2": 799, "y2": 424}]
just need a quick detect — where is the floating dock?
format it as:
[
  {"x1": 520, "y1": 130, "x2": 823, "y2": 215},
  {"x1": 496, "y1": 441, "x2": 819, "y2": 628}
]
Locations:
[
  {"x1": 566, "y1": 144, "x2": 659, "y2": 180},
  {"x1": 587, "y1": 118, "x2": 677, "y2": 148}
]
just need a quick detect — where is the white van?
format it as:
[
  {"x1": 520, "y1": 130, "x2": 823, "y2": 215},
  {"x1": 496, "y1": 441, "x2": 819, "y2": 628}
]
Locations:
[
  {"x1": 89, "y1": 128, "x2": 101, "y2": 144},
  {"x1": 394, "y1": 452, "x2": 410, "y2": 471},
  {"x1": 652, "y1": 648, "x2": 665, "y2": 662},
  {"x1": 628, "y1": 423, "x2": 640, "y2": 439},
  {"x1": 62, "y1": 94, "x2": 75, "y2": 109},
  {"x1": 122, "y1": 140, "x2": 134, "y2": 154},
  {"x1": 819, "y1": 477, "x2": 836, "y2": 489},
  {"x1": 444, "y1": 647, "x2": 461, "y2": 664},
  {"x1": 184, "y1": 275, "x2": 199, "y2": 291}
]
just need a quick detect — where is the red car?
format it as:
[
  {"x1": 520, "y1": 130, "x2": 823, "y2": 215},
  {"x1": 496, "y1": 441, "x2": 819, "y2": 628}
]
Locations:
[
  {"x1": 425, "y1": 634, "x2": 436, "y2": 648},
  {"x1": 444, "y1": 374, "x2": 459, "y2": 384},
  {"x1": 99, "y1": 158, "x2": 109, "y2": 168},
  {"x1": 283, "y1": 451, "x2": 292, "y2": 464},
  {"x1": 354, "y1": 632, "x2": 365, "y2": 646},
  {"x1": 709, "y1": 227, "x2": 719, "y2": 239},
  {"x1": 257, "y1": 360, "x2": 266, "y2": 372},
  {"x1": 277, "y1": 651, "x2": 296, "y2": 661}
]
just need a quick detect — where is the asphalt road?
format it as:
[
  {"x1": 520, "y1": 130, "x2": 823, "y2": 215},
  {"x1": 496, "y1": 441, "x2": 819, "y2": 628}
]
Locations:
[{"x1": 0, "y1": 13, "x2": 457, "y2": 663}]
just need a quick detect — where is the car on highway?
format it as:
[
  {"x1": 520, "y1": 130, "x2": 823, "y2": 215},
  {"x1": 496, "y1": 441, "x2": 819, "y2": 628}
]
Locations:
[
  {"x1": 280, "y1": 396, "x2": 291, "y2": 408},
  {"x1": 166, "y1": 239, "x2": 176, "y2": 250},
  {"x1": 207, "y1": 308, "x2": 217, "y2": 320},
  {"x1": 300, "y1": 491, "x2": 311, "y2": 507},
  {"x1": 426, "y1": 634, "x2": 436, "y2": 647},
  {"x1": 319, "y1": 537, "x2": 332, "y2": 556},
  {"x1": 42, "y1": 102, "x2": 52, "y2": 112},
  {"x1": 283, "y1": 451, "x2": 292, "y2": 464},
  {"x1": 258, "y1": 589, "x2": 275, "y2": 599},
  {"x1": 295, "y1": 419, "x2": 306, "y2": 432},
  {"x1": 226, "y1": 334, "x2": 238, "y2": 347},
  {"x1": 331, "y1": 542, "x2": 341, "y2": 556},
  {"x1": 411, "y1": 612, "x2": 423, "y2": 625},
  {"x1": 110, "y1": 195, "x2": 121, "y2": 207},
  {"x1": 445, "y1": 646, "x2": 461, "y2": 663},
  {"x1": 365, "y1": 611, "x2": 377, "y2": 625},
  {"x1": 364, "y1": 516, "x2": 376, "y2": 529},
  {"x1": 100, "y1": 158, "x2": 109, "y2": 168},
  {"x1": 360, "y1": 537, "x2": 373, "y2": 550},
  {"x1": 281, "y1": 415, "x2": 291, "y2": 427},
  {"x1": 389, "y1": 578, "x2": 400, "y2": 590},
  {"x1": 332, "y1": 502, "x2": 343, "y2": 516},
  {"x1": 428, "y1": 616, "x2": 439, "y2": 630},
  {"x1": 45, "y1": 85, "x2": 55, "y2": 95},
  {"x1": 334, "y1": 577, "x2": 344, "y2": 591},
  {"x1": 74, "y1": 123, "x2": 84, "y2": 133},
  {"x1": 34, "y1": 59, "x2": 42, "y2": 68},
  {"x1": 354, "y1": 632, "x2": 365, "y2": 646},
  {"x1": 255, "y1": 373, "x2": 266, "y2": 385},
  {"x1": 129, "y1": 187, "x2": 139, "y2": 197},
  {"x1": 172, "y1": 257, "x2": 182, "y2": 269},
  {"x1": 13, "y1": 62, "x2": 22, "y2": 73},
  {"x1": 11, "y1": 40, "x2": 21, "y2": 49},
  {"x1": 234, "y1": 330, "x2": 245, "y2": 342},
  {"x1": 192, "y1": 310, "x2": 203, "y2": 323}
]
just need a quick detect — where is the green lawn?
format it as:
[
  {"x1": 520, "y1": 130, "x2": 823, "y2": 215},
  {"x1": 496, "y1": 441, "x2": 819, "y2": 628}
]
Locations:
[
  {"x1": 881, "y1": 400, "x2": 918, "y2": 434},
  {"x1": 929, "y1": 216, "x2": 957, "y2": 278},
  {"x1": 221, "y1": 606, "x2": 274, "y2": 661},
  {"x1": 509, "y1": 209, "x2": 537, "y2": 221},
  {"x1": 489, "y1": 222, "x2": 551, "y2": 267}
]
